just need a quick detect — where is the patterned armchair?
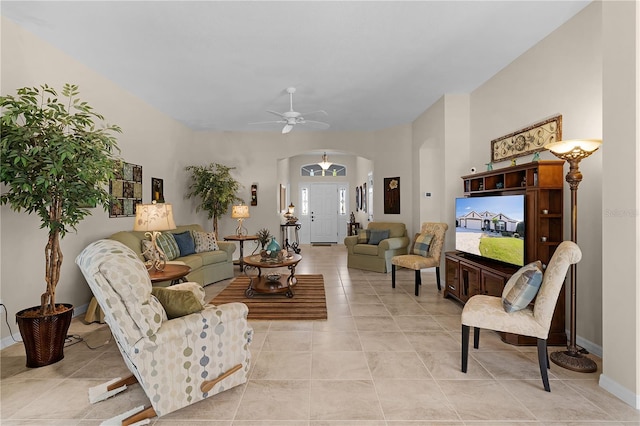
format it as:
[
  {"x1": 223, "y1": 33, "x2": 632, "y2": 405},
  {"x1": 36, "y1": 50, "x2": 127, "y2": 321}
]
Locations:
[
  {"x1": 76, "y1": 239, "x2": 252, "y2": 423},
  {"x1": 391, "y1": 222, "x2": 448, "y2": 296}
]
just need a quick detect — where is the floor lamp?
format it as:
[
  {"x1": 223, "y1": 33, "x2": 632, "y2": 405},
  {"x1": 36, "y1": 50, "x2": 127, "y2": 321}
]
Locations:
[{"x1": 544, "y1": 138, "x2": 601, "y2": 372}]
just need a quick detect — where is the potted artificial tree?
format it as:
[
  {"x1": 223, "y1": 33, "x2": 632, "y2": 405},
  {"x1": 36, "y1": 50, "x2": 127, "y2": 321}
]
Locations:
[
  {"x1": 185, "y1": 163, "x2": 243, "y2": 237},
  {"x1": 1, "y1": 84, "x2": 121, "y2": 367}
]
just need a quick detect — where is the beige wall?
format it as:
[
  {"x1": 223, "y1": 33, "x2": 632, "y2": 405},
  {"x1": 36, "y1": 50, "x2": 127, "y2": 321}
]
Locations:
[
  {"x1": 0, "y1": 17, "x2": 201, "y2": 342},
  {"x1": 470, "y1": 2, "x2": 603, "y2": 350},
  {"x1": 601, "y1": 0, "x2": 639, "y2": 408},
  {"x1": 2, "y1": 2, "x2": 639, "y2": 407}
]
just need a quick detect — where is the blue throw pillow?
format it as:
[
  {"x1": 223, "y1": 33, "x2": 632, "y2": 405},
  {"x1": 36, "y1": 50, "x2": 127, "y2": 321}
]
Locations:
[
  {"x1": 368, "y1": 229, "x2": 390, "y2": 245},
  {"x1": 172, "y1": 231, "x2": 196, "y2": 257},
  {"x1": 502, "y1": 261, "x2": 544, "y2": 313}
]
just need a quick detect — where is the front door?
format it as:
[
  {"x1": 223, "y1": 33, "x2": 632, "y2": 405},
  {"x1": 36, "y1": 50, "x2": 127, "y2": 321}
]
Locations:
[{"x1": 309, "y1": 183, "x2": 338, "y2": 243}]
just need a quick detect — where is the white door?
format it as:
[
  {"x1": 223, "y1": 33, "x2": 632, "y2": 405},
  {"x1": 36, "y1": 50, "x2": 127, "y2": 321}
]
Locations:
[{"x1": 309, "y1": 183, "x2": 338, "y2": 243}]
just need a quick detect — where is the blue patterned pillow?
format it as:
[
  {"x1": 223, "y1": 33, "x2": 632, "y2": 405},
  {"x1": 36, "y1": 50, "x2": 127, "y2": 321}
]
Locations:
[
  {"x1": 368, "y1": 229, "x2": 390, "y2": 245},
  {"x1": 502, "y1": 261, "x2": 544, "y2": 313},
  {"x1": 156, "y1": 232, "x2": 180, "y2": 260},
  {"x1": 412, "y1": 233, "x2": 433, "y2": 257},
  {"x1": 173, "y1": 231, "x2": 196, "y2": 256}
]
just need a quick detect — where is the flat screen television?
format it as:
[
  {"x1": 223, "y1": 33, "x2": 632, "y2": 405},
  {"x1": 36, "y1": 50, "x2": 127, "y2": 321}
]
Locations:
[{"x1": 455, "y1": 194, "x2": 525, "y2": 266}]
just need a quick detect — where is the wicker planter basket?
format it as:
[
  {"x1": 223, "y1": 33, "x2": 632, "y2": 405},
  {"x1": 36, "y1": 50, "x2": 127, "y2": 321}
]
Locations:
[{"x1": 16, "y1": 303, "x2": 74, "y2": 368}]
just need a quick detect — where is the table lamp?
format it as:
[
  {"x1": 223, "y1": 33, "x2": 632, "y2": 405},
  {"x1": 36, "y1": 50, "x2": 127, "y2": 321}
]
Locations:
[
  {"x1": 134, "y1": 202, "x2": 176, "y2": 271},
  {"x1": 544, "y1": 138, "x2": 601, "y2": 373},
  {"x1": 284, "y1": 203, "x2": 298, "y2": 223},
  {"x1": 231, "y1": 204, "x2": 250, "y2": 236}
]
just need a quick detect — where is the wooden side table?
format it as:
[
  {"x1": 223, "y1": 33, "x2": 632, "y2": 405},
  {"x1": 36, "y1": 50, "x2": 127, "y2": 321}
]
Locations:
[
  {"x1": 223, "y1": 235, "x2": 259, "y2": 272},
  {"x1": 280, "y1": 222, "x2": 301, "y2": 254},
  {"x1": 347, "y1": 222, "x2": 361, "y2": 236},
  {"x1": 149, "y1": 264, "x2": 192, "y2": 285}
]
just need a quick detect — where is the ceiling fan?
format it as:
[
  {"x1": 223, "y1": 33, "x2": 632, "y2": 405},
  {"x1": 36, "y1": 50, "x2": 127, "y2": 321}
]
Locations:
[{"x1": 251, "y1": 87, "x2": 329, "y2": 134}]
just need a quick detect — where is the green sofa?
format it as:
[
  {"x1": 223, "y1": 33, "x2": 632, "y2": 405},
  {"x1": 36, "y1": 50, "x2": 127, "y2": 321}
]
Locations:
[
  {"x1": 109, "y1": 224, "x2": 236, "y2": 287},
  {"x1": 344, "y1": 222, "x2": 410, "y2": 273}
]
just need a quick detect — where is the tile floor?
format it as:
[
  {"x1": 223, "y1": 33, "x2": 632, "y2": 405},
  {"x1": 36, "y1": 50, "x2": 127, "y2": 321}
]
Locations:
[{"x1": 2, "y1": 244, "x2": 638, "y2": 425}]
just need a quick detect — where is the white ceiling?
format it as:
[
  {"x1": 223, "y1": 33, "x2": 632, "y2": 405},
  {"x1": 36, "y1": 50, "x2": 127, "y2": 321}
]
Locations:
[{"x1": 2, "y1": 1, "x2": 591, "y2": 133}]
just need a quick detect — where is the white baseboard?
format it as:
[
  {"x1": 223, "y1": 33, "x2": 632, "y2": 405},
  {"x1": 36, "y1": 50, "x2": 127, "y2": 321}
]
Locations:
[
  {"x1": 576, "y1": 334, "x2": 603, "y2": 358},
  {"x1": 599, "y1": 374, "x2": 640, "y2": 409},
  {"x1": 1, "y1": 302, "x2": 89, "y2": 351}
]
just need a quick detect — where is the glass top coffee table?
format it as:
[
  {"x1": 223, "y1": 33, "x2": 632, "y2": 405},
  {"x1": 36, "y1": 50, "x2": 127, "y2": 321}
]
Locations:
[{"x1": 242, "y1": 253, "x2": 302, "y2": 298}]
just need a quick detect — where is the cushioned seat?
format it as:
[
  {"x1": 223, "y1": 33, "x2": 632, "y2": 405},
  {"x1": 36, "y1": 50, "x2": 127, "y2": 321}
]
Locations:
[
  {"x1": 461, "y1": 241, "x2": 582, "y2": 392},
  {"x1": 344, "y1": 222, "x2": 410, "y2": 273},
  {"x1": 76, "y1": 239, "x2": 252, "y2": 423},
  {"x1": 391, "y1": 222, "x2": 448, "y2": 296}
]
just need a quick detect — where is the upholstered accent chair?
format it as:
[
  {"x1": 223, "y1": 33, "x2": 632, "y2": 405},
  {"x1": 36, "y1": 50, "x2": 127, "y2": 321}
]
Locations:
[
  {"x1": 76, "y1": 239, "x2": 252, "y2": 423},
  {"x1": 391, "y1": 222, "x2": 448, "y2": 296},
  {"x1": 461, "y1": 241, "x2": 582, "y2": 392},
  {"x1": 343, "y1": 222, "x2": 410, "y2": 273}
]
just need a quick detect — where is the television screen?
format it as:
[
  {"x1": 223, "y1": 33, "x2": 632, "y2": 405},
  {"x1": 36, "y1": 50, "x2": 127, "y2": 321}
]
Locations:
[{"x1": 455, "y1": 195, "x2": 525, "y2": 266}]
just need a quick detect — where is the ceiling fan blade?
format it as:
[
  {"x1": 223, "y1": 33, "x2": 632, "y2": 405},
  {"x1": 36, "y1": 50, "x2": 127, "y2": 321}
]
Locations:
[
  {"x1": 282, "y1": 123, "x2": 294, "y2": 134},
  {"x1": 301, "y1": 110, "x2": 328, "y2": 117},
  {"x1": 266, "y1": 110, "x2": 286, "y2": 118},
  {"x1": 301, "y1": 120, "x2": 330, "y2": 129},
  {"x1": 248, "y1": 120, "x2": 286, "y2": 125}
]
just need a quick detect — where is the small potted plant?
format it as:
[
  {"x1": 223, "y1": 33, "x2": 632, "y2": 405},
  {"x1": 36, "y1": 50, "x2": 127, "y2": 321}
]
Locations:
[
  {"x1": 1, "y1": 84, "x2": 121, "y2": 367},
  {"x1": 256, "y1": 228, "x2": 272, "y2": 250}
]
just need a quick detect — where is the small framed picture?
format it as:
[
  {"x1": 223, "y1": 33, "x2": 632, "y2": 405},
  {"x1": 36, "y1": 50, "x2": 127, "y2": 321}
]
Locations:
[{"x1": 152, "y1": 177, "x2": 164, "y2": 203}]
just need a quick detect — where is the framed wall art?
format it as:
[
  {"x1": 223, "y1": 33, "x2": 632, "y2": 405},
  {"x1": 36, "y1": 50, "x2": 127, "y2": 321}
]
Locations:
[
  {"x1": 110, "y1": 161, "x2": 142, "y2": 218},
  {"x1": 490, "y1": 114, "x2": 562, "y2": 163},
  {"x1": 151, "y1": 177, "x2": 164, "y2": 203},
  {"x1": 384, "y1": 177, "x2": 400, "y2": 214}
]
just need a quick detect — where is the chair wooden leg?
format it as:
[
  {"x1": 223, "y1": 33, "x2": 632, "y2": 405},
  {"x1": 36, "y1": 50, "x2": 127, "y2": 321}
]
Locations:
[
  {"x1": 436, "y1": 266, "x2": 441, "y2": 291},
  {"x1": 537, "y1": 338, "x2": 551, "y2": 392},
  {"x1": 122, "y1": 406, "x2": 157, "y2": 426},
  {"x1": 462, "y1": 325, "x2": 470, "y2": 373},
  {"x1": 473, "y1": 327, "x2": 480, "y2": 349},
  {"x1": 391, "y1": 264, "x2": 396, "y2": 288},
  {"x1": 414, "y1": 269, "x2": 421, "y2": 296}
]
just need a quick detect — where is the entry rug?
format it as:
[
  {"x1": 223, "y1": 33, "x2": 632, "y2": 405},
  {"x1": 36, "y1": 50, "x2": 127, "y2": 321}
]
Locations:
[{"x1": 209, "y1": 274, "x2": 327, "y2": 320}]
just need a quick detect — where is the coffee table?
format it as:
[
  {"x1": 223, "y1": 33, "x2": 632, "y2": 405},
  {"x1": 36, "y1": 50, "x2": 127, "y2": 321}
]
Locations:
[{"x1": 242, "y1": 253, "x2": 302, "y2": 298}]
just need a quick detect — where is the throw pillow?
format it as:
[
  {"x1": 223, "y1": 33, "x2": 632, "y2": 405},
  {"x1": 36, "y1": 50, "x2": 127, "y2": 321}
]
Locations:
[
  {"x1": 156, "y1": 232, "x2": 180, "y2": 261},
  {"x1": 151, "y1": 285, "x2": 204, "y2": 319},
  {"x1": 356, "y1": 228, "x2": 370, "y2": 244},
  {"x1": 173, "y1": 231, "x2": 196, "y2": 256},
  {"x1": 141, "y1": 240, "x2": 160, "y2": 261},
  {"x1": 502, "y1": 261, "x2": 544, "y2": 313},
  {"x1": 192, "y1": 230, "x2": 219, "y2": 252},
  {"x1": 368, "y1": 229, "x2": 390, "y2": 245},
  {"x1": 412, "y1": 233, "x2": 434, "y2": 257}
]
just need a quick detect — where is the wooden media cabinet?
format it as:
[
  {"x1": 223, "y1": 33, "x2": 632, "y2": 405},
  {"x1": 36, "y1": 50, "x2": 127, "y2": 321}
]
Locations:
[{"x1": 445, "y1": 160, "x2": 567, "y2": 345}]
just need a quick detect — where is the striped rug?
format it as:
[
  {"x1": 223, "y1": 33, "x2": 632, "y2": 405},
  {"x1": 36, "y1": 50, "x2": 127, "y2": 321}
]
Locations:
[{"x1": 209, "y1": 274, "x2": 327, "y2": 320}]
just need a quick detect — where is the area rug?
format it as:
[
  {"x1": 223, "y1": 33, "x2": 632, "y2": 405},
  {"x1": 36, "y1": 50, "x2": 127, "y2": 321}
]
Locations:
[{"x1": 209, "y1": 274, "x2": 327, "y2": 320}]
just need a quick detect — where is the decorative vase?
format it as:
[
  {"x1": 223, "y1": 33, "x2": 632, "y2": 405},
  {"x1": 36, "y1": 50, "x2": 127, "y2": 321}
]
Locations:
[
  {"x1": 267, "y1": 237, "x2": 281, "y2": 258},
  {"x1": 16, "y1": 303, "x2": 74, "y2": 368}
]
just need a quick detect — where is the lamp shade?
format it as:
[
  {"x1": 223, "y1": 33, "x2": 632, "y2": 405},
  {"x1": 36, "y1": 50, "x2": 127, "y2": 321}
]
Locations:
[
  {"x1": 231, "y1": 205, "x2": 250, "y2": 219},
  {"x1": 318, "y1": 152, "x2": 332, "y2": 170},
  {"x1": 287, "y1": 203, "x2": 295, "y2": 215},
  {"x1": 134, "y1": 203, "x2": 176, "y2": 232},
  {"x1": 544, "y1": 139, "x2": 602, "y2": 161}
]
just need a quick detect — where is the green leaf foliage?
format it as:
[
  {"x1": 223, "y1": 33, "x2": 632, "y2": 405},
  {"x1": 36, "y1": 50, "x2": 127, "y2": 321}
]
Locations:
[
  {"x1": 185, "y1": 163, "x2": 243, "y2": 233},
  {"x1": 1, "y1": 84, "x2": 122, "y2": 313}
]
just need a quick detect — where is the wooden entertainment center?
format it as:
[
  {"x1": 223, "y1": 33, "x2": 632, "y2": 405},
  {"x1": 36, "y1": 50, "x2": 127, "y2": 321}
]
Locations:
[{"x1": 445, "y1": 160, "x2": 567, "y2": 345}]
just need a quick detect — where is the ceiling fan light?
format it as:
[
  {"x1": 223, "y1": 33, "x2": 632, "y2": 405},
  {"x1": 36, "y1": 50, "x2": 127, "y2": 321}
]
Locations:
[{"x1": 282, "y1": 124, "x2": 294, "y2": 134}]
